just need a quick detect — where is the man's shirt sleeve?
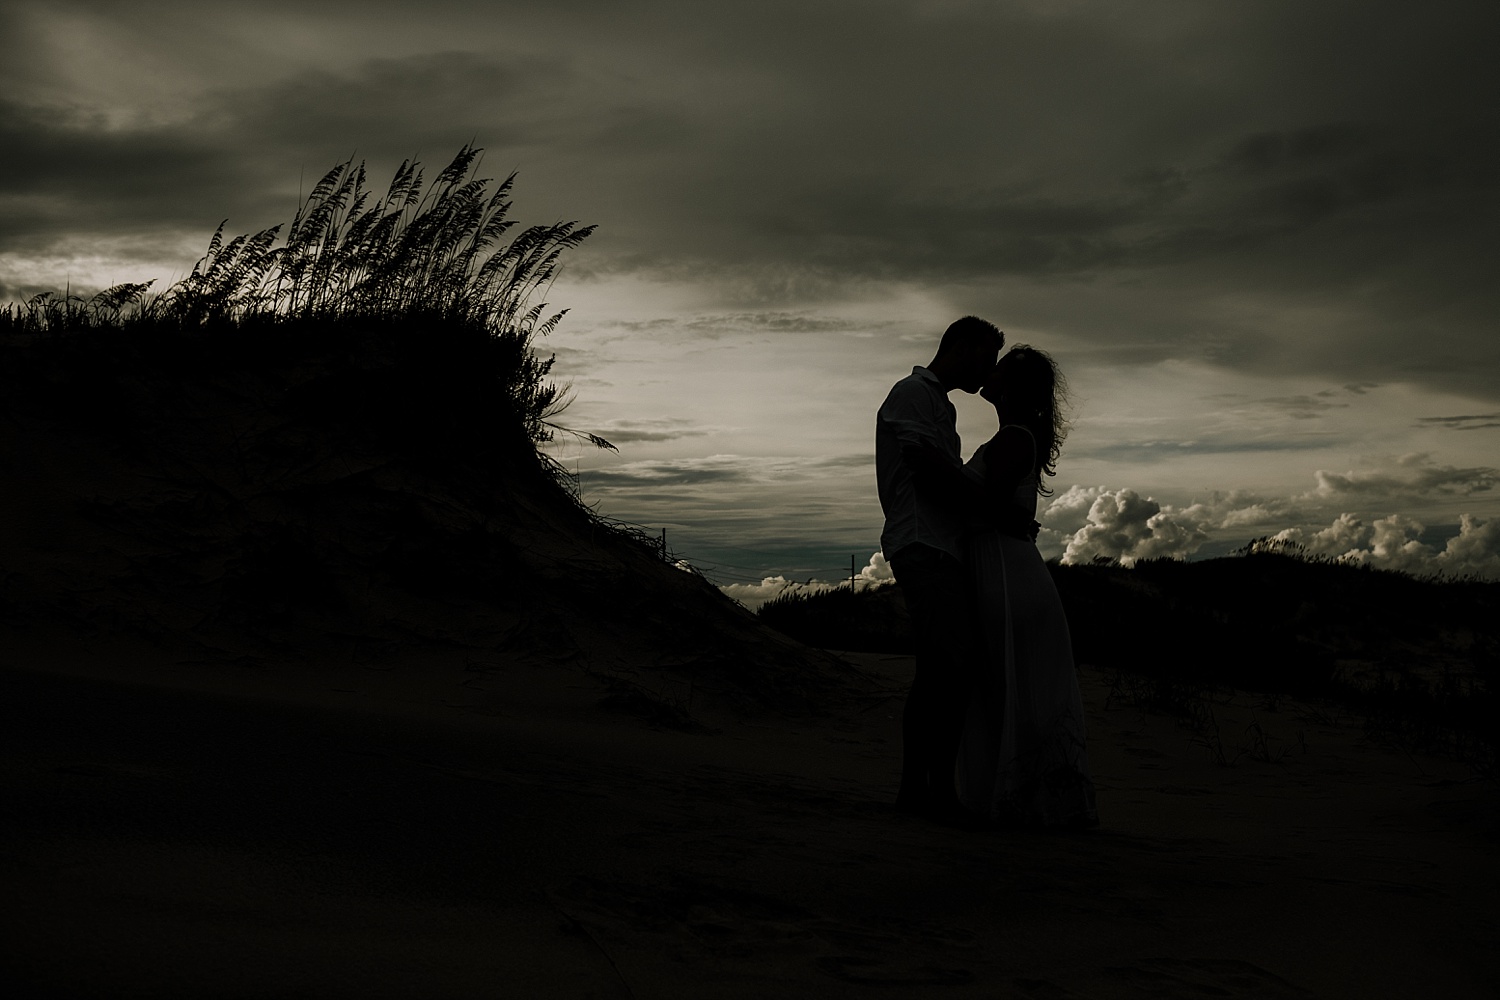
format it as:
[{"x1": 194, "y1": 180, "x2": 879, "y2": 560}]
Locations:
[{"x1": 879, "y1": 380, "x2": 947, "y2": 452}]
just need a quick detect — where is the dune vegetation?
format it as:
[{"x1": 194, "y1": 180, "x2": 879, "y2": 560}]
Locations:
[
  {"x1": 0, "y1": 146, "x2": 855, "y2": 715},
  {"x1": 5, "y1": 144, "x2": 598, "y2": 456},
  {"x1": 758, "y1": 547, "x2": 1499, "y2": 778}
]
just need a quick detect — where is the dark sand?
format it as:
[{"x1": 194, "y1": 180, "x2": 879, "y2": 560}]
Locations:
[{"x1": 3, "y1": 641, "x2": 1496, "y2": 998}]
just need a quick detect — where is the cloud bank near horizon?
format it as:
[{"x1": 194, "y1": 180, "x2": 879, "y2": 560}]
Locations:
[
  {"x1": 719, "y1": 550, "x2": 894, "y2": 612},
  {"x1": 1038, "y1": 449, "x2": 1500, "y2": 573},
  {"x1": 576, "y1": 441, "x2": 1500, "y2": 583},
  {"x1": 715, "y1": 500, "x2": 1500, "y2": 611}
]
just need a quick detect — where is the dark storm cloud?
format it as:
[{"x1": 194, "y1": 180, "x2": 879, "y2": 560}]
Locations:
[
  {"x1": 604, "y1": 312, "x2": 885, "y2": 340},
  {"x1": 5, "y1": 0, "x2": 1499, "y2": 397},
  {"x1": 543, "y1": 345, "x2": 603, "y2": 372},
  {"x1": 0, "y1": 96, "x2": 235, "y2": 249},
  {"x1": 1207, "y1": 122, "x2": 1488, "y2": 233},
  {"x1": 0, "y1": 43, "x2": 664, "y2": 249},
  {"x1": 662, "y1": 116, "x2": 1494, "y2": 285},
  {"x1": 1257, "y1": 395, "x2": 1348, "y2": 420},
  {"x1": 588, "y1": 418, "x2": 713, "y2": 444},
  {"x1": 682, "y1": 313, "x2": 886, "y2": 336},
  {"x1": 595, "y1": 2, "x2": 1500, "y2": 286},
  {"x1": 1315, "y1": 459, "x2": 1499, "y2": 499},
  {"x1": 1072, "y1": 434, "x2": 1342, "y2": 464},
  {"x1": 585, "y1": 452, "x2": 870, "y2": 489},
  {"x1": 814, "y1": 454, "x2": 874, "y2": 470},
  {"x1": 1416, "y1": 414, "x2": 1500, "y2": 431},
  {"x1": 584, "y1": 463, "x2": 749, "y2": 489},
  {"x1": 212, "y1": 49, "x2": 700, "y2": 173}
]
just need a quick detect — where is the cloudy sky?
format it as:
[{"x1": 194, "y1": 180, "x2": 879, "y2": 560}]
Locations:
[{"x1": 5, "y1": 0, "x2": 1499, "y2": 597}]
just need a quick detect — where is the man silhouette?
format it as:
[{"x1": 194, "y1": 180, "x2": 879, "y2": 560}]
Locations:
[{"x1": 875, "y1": 316, "x2": 1002, "y2": 825}]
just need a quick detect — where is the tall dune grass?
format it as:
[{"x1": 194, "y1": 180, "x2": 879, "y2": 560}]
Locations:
[{"x1": 4, "y1": 144, "x2": 607, "y2": 453}]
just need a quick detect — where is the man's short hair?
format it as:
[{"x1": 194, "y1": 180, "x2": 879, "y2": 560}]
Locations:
[{"x1": 936, "y1": 316, "x2": 1003, "y2": 357}]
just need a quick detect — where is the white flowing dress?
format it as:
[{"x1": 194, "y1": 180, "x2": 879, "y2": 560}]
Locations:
[{"x1": 958, "y1": 435, "x2": 1098, "y2": 827}]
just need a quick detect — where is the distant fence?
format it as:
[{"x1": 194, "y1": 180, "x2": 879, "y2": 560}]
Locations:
[{"x1": 586, "y1": 512, "x2": 863, "y2": 591}]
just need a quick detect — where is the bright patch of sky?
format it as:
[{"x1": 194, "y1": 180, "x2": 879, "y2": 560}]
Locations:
[{"x1": 542, "y1": 271, "x2": 1500, "y2": 588}]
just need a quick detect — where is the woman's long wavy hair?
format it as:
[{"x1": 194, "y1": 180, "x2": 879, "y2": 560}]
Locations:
[{"x1": 995, "y1": 344, "x2": 1069, "y2": 496}]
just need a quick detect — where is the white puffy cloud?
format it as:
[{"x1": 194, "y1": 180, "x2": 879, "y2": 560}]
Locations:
[
  {"x1": 857, "y1": 550, "x2": 895, "y2": 586},
  {"x1": 1365, "y1": 514, "x2": 1437, "y2": 575},
  {"x1": 1057, "y1": 487, "x2": 1214, "y2": 566},
  {"x1": 1042, "y1": 485, "x2": 1284, "y2": 559},
  {"x1": 1038, "y1": 484, "x2": 1103, "y2": 535},
  {"x1": 1043, "y1": 458, "x2": 1500, "y2": 577},
  {"x1": 1273, "y1": 512, "x2": 1500, "y2": 578},
  {"x1": 1438, "y1": 513, "x2": 1500, "y2": 577},
  {"x1": 718, "y1": 549, "x2": 893, "y2": 611},
  {"x1": 1277, "y1": 511, "x2": 1374, "y2": 557},
  {"x1": 718, "y1": 575, "x2": 837, "y2": 612}
]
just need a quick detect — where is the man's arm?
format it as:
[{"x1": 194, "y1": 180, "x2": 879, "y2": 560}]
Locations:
[
  {"x1": 880, "y1": 381, "x2": 984, "y2": 511},
  {"x1": 901, "y1": 439, "x2": 985, "y2": 511},
  {"x1": 899, "y1": 434, "x2": 1040, "y2": 541}
]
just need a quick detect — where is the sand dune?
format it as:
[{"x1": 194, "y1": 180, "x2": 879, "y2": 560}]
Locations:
[{"x1": 3, "y1": 641, "x2": 1495, "y2": 999}]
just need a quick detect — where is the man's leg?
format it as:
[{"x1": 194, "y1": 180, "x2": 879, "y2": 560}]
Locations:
[{"x1": 892, "y1": 545, "x2": 980, "y2": 812}]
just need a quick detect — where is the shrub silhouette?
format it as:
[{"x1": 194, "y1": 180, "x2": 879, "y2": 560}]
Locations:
[
  {"x1": 1, "y1": 143, "x2": 597, "y2": 641},
  {"x1": 757, "y1": 553, "x2": 1497, "y2": 774},
  {"x1": 758, "y1": 584, "x2": 912, "y2": 654}
]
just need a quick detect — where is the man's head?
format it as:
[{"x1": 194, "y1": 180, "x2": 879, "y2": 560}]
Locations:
[{"x1": 929, "y1": 316, "x2": 1003, "y2": 393}]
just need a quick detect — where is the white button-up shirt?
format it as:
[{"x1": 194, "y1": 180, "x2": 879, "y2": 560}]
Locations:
[{"x1": 876, "y1": 366, "x2": 964, "y2": 562}]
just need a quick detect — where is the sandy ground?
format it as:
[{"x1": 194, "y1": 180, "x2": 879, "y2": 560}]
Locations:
[{"x1": 2, "y1": 640, "x2": 1497, "y2": 999}]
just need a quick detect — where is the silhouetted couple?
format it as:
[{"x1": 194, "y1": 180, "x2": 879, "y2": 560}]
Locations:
[{"x1": 876, "y1": 316, "x2": 1097, "y2": 830}]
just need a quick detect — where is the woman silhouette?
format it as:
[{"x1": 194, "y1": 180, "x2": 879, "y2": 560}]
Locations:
[{"x1": 958, "y1": 345, "x2": 1098, "y2": 828}]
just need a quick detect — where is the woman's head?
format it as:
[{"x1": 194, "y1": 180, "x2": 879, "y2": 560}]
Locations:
[{"x1": 983, "y1": 345, "x2": 1069, "y2": 492}]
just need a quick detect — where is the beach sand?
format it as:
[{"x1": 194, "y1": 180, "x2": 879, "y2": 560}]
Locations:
[{"x1": 3, "y1": 639, "x2": 1496, "y2": 998}]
